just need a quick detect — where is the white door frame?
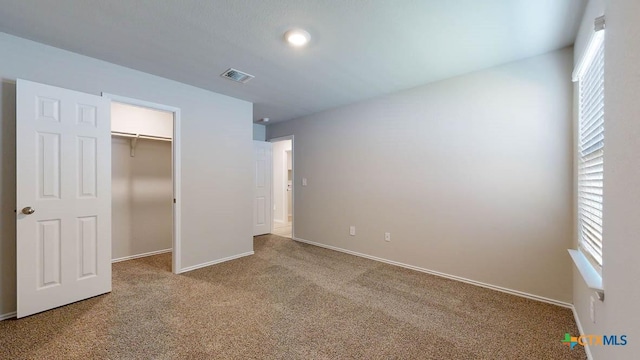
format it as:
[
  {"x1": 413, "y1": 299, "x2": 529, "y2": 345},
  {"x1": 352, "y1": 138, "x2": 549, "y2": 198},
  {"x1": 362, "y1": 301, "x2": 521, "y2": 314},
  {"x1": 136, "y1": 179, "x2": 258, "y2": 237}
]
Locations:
[
  {"x1": 270, "y1": 135, "x2": 294, "y2": 238},
  {"x1": 284, "y1": 149, "x2": 292, "y2": 221},
  {"x1": 101, "y1": 93, "x2": 182, "y2": 274}
]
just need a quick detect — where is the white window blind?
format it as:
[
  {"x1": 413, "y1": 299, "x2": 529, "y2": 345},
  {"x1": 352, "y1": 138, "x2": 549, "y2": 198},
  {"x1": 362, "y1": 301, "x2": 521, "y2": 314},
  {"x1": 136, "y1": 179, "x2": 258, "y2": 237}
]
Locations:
[{"x1": 577, "y1": 33, "x2": 605, "y2": 268}]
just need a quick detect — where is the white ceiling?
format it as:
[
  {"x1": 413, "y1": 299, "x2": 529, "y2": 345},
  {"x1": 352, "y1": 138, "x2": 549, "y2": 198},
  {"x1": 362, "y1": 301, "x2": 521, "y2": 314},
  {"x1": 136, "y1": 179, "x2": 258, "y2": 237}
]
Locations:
[{"x1": 0, "y1": 0, "x2": 585, "y2": 123}]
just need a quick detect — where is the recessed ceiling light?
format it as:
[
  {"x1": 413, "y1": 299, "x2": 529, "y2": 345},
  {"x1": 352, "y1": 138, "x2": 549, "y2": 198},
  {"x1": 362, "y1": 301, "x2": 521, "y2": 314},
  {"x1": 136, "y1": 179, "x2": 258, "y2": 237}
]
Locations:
[{"x1": 284, "y1": 29, "x2": 311, "y2": 47}]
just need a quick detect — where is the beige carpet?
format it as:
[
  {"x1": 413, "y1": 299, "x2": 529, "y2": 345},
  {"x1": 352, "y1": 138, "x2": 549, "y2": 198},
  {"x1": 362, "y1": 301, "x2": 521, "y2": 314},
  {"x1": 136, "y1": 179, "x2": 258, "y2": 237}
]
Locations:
[{"x1": 0, "y1": 235, "x2": 586, "y2": 359}]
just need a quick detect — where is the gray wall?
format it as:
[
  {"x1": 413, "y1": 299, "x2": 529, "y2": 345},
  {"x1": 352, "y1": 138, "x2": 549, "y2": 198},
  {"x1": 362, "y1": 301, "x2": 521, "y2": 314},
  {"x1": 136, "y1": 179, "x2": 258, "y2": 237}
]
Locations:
[
  {"x1": 268, "y1": 48, "x2": 575, "y2": 303},
  {"x1": 0, "y1": 33, "x2": 253, "y2": 317},
  {"x1": 573, "y1": 0, "x2": 640, "y2": 358},
  {"x1": 112, "y1": 138, "x2": 172, "y2": 260},
  {"x1": 253, "y1": 124, "x2": 266, "y2": 141}
]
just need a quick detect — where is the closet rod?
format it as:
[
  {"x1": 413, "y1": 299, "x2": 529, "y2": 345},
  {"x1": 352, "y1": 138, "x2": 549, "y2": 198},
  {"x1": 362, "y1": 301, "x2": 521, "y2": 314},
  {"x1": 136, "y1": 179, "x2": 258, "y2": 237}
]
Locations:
[
  {"x1": 111, "y1": 131, "x2": 172, "y2": 142},
  {"x1": 112, "y1": 131, "x2": 171, "y2": 157}
]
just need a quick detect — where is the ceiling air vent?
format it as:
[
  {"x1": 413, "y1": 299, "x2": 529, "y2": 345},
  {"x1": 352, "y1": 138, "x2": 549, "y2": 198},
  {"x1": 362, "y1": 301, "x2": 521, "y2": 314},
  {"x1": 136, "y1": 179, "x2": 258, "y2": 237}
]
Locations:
[{"x1": 220, "y1": 68, "x2": 254, "y2": 83}]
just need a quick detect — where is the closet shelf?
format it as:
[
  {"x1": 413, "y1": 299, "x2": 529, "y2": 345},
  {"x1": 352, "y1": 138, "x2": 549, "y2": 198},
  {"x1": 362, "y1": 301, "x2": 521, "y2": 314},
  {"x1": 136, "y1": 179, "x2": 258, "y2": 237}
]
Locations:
[
  {"x1": 111, "y1": 131, "x2": 172, "y2": 157},
  {"x1": 111, "y1": 131, "x2": 172, "y2": 141}
]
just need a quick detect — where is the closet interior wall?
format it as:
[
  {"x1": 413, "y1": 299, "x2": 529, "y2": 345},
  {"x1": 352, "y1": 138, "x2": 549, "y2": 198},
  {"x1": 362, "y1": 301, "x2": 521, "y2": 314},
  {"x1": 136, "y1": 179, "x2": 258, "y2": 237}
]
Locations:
[{"x1": 111, "y1": 103, "x2": 173, "y2": 261}]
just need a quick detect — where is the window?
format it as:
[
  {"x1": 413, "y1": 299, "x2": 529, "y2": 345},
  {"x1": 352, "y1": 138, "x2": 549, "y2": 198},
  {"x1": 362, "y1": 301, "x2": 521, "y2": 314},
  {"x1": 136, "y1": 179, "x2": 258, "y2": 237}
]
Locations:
[{"x1": 574, "y1": 18, "x2": 605, "y2": 269}]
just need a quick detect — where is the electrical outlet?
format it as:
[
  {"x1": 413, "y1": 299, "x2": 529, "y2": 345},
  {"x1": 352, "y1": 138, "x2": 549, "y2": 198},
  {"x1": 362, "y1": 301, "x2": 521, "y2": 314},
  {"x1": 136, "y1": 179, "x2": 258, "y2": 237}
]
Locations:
[
  {"x1": 384, "y1": 232, "x2": 391, "y2": 242},
  {"x1": 590, "y1": 296, "x2": 596, "y2": 323},
  {"x1": 302, "y1": 178, "x2": 307, "y2": 186},
  {"x1": 349, "y1": 226, "x2": 356, "y2": 236}
]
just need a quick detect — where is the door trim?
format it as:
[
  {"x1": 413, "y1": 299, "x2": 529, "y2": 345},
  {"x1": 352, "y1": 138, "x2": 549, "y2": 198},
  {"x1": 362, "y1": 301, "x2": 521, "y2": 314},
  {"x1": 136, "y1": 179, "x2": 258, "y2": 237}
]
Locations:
[
  {"x1": 101, "y1": 93, "x2": 182, "y2": 274},
  {"x1": 269, "y1": 135, "x2": 294, "y2": 238}
]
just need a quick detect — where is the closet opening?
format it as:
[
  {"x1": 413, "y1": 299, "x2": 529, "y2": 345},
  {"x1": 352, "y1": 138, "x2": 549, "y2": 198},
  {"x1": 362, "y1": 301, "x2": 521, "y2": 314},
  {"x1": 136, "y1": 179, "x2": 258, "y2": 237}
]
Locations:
[
  {"x1": 271, "y1": 136, "x2": 293, "y2": 238},
  {"x1": 104, "y1": 94, "x2": 182, "y2": 274}
]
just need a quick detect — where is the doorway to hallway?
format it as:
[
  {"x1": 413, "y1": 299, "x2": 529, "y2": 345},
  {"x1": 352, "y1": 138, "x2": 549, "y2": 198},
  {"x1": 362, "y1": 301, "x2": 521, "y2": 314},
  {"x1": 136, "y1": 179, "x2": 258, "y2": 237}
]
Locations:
[{"x1": 271, "y1": 137, "x2": 293, "y2": 238}]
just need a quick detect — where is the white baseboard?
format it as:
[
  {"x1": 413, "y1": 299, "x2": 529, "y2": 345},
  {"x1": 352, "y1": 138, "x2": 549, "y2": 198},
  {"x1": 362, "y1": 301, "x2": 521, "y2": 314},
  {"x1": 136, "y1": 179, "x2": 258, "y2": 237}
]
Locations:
[
  {"x1": 571, "y1": 305, "x2": 594, "y2": 360},
  {"x1": 0, "y1": 311, "x2": 16, "y2": 321},
  {"x1": 177, "y1": 251, "x2": 254, "y2": 274},
  {"x1": 112, "y1": 248, "x2": 173, "y2": 263},
  {"x1": 292, "y1": 236, "x2": 572, "y2": 308}
]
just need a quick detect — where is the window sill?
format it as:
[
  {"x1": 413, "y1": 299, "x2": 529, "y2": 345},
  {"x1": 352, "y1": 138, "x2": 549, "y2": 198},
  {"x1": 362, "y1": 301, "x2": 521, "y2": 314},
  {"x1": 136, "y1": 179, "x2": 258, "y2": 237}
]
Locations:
[{"x1": 568, "y1": 249, "x2": 604, "y2": 300}]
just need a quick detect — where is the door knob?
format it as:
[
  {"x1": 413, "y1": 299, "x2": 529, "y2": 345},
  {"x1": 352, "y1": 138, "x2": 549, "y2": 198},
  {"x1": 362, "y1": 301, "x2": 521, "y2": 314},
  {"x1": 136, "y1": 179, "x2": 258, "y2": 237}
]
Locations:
[{"x1": 22, "y1": 207, "x2": 35, "y2": 215}]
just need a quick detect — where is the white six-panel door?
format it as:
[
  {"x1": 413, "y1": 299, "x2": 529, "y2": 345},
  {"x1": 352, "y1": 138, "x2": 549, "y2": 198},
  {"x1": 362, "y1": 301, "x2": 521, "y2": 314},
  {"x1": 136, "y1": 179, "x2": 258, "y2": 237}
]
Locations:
[
  {"x1": 253, "y1": 141, "x2": 272, "y2": 236},
  {"x1": 16, "y1": 79, "x2": 111, "y2": 318}
]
